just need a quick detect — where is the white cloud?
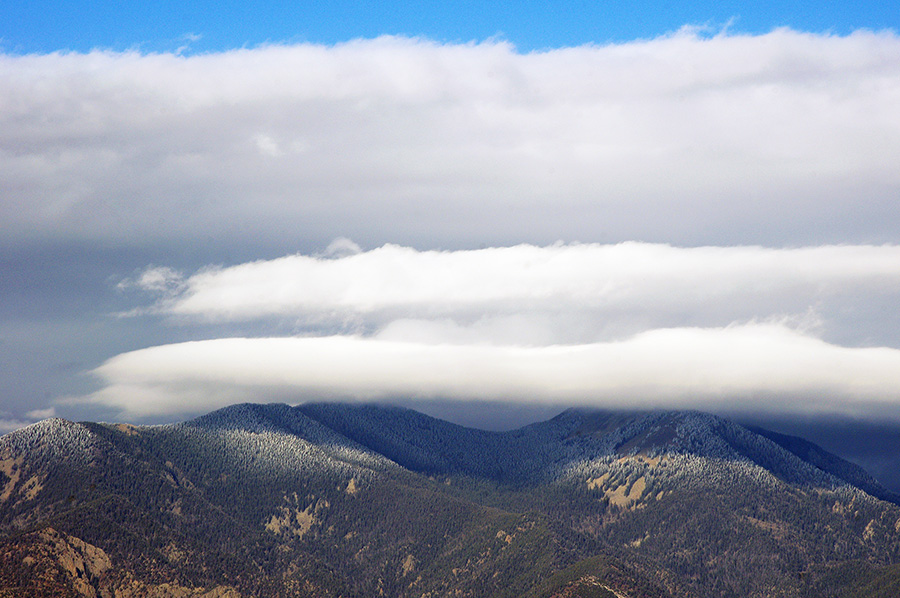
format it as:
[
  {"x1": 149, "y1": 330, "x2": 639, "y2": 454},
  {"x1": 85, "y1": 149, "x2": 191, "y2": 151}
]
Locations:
[
  {"x1": 25, "y1": 407, "x2": 56, "y2": 420},
  {"x1": 0, "y1": 408, "x2": 57, "y2": 435},
  {"x1": 118, "y1": 266, "x2": 185, "y2": 293},
  {"x1": 2, "y1": 29, "x2": 900, "y2": 250},
  {"x1": 81, "y1": 240, "x2": 900, "y2": 420},
  {"x1": 133, "y1": 242, "x2": 900, "y2": 347},
  {"x1": 74, "y1": 324, "x2": 900, "y2": 419},
  {"x1": 9, "y1": 29, "x2": 900, "y2": 424},
  {"x1": 317, "y1": 237, "x2": 363, "y2": 259},
  {"x1": 0, "y1": 419, "x2": 35, "y2": 435}
]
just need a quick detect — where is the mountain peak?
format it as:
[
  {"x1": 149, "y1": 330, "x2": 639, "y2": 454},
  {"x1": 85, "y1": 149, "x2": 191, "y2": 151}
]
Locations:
[
  {"x1": 1, "y1": 417, "x2": 98, "y2": 457},
  {"x1": 5, "y1": 403, "x2": 900, "y2": 598}
]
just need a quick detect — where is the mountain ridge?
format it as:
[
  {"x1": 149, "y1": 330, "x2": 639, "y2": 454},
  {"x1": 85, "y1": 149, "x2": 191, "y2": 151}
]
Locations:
[{"x1": 3, "y1": 402, "x2": 900, "y2": 597}]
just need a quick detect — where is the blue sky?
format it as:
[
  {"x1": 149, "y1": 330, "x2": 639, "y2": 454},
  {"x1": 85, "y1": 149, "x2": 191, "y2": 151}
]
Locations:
[{"x1": 3, "y1": 0, "x2": 898, "y2": 54}]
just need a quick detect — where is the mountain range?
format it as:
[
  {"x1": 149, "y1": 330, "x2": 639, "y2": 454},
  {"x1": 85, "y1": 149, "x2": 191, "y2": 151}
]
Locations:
[{"x1": 2, "y1": 402, "x2": 900, "y2": 597}]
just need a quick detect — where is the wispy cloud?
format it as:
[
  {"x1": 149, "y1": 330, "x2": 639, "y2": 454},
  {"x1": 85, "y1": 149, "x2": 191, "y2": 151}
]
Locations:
[
  {"x1": 25, "y1": 407, "x2": 56, "y2": 419},
  {"x1": 0, "y1": 407, "x2": 56, "y2": 435},
  {"x1": 118, "y1": 266, "x2": 184, "y2": 294}
]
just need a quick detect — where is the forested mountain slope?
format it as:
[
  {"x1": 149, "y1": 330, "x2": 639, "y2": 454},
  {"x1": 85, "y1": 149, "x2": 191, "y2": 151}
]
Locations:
[{"x1": 1, "y1": 402, "x2": 899, "y2": 597}]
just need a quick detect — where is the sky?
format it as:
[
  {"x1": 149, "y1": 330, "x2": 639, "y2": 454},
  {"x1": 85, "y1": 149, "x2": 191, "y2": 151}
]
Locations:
[
  {"x1": 4, "y1": 1, "x2": 899, "y2": 54},
  {"x1": 2, "y1": 0, "x2": 900, "y2": 458}
]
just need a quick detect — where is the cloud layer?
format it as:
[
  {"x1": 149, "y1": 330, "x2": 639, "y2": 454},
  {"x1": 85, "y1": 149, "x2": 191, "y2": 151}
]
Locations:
[
  {"x1": 3, "y1": 29, "x2": 900, "y2": 251},
  {"x1": 80, "y1": 325, "x2": 900, "y2": 419},
  {"x1": 75, "y1": 242, "x2": 900, "y2": 419},
  {"x1": 126, "y1": 242, "x2": 900, "y2": 345},
  {"x1": 7, "y1": 29, "x2": 900, "y2": 424}
]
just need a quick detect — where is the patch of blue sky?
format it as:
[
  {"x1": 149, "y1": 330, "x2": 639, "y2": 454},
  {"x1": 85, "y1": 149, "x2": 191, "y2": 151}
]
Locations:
[{"x1": 3, "y1": 0, "x2": 898, "y2": 55}]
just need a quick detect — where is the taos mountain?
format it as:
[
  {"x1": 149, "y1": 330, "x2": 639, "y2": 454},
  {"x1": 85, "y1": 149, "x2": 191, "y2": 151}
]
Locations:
[{"x1": 2, "y1": 403, "x2": 900, "y2": 598}]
